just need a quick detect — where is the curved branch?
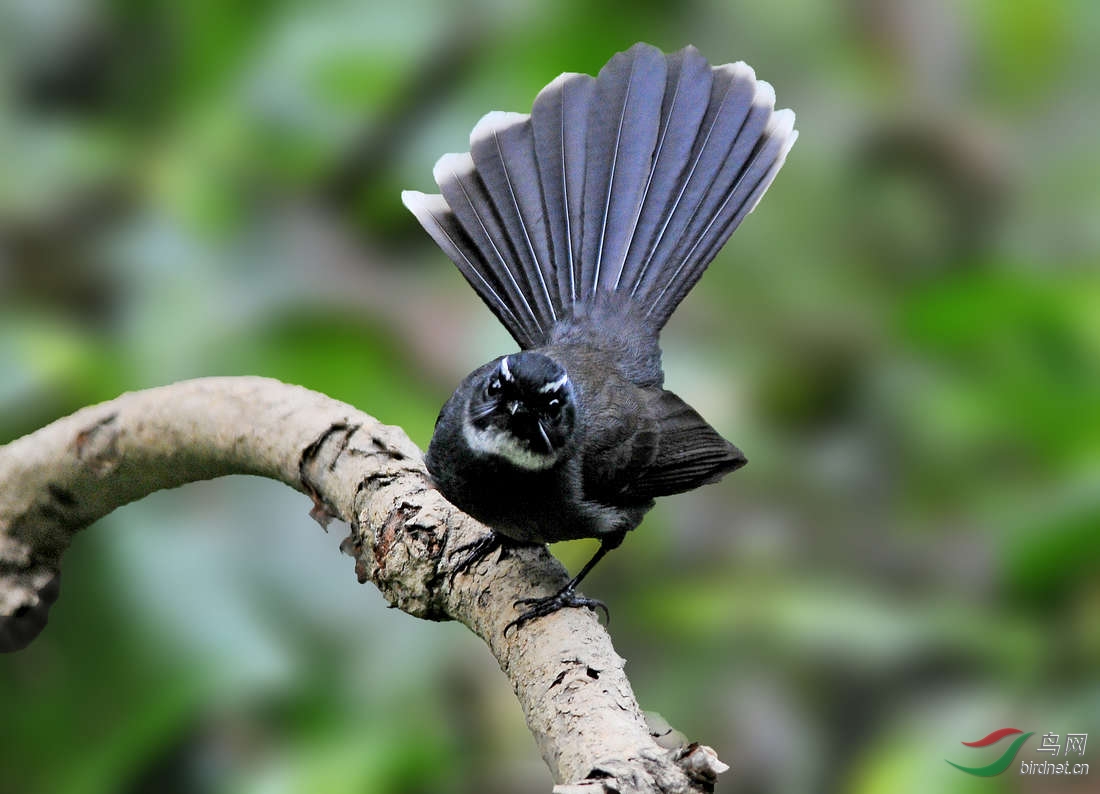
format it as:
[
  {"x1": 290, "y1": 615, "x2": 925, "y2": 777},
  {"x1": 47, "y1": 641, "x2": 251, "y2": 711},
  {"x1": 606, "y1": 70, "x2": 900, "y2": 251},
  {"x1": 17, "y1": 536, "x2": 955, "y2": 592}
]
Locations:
[{"x1": 0, "y1": 376, "x2": 726, "y2": 793}]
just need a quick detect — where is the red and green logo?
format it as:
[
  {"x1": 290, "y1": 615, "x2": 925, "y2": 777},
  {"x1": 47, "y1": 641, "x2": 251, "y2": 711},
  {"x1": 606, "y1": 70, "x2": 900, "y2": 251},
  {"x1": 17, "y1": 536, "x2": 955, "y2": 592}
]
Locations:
[{"x1": 946, "y1": 728, "x2": 1034, "y2": 776}]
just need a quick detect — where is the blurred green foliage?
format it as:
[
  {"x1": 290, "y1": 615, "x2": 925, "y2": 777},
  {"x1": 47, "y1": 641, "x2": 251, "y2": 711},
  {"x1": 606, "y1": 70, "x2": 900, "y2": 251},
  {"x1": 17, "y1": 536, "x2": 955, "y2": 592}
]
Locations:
[{"x1": 1, "y1": 1, "x2": 1098, "y2": 792}]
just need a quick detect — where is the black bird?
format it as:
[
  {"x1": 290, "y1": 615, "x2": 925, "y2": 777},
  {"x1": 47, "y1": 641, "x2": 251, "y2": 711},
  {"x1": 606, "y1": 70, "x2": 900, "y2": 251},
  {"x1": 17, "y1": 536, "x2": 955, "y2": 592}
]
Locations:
[{"x1": 403, "y1": 43, "x2": 797, "y2": 630}]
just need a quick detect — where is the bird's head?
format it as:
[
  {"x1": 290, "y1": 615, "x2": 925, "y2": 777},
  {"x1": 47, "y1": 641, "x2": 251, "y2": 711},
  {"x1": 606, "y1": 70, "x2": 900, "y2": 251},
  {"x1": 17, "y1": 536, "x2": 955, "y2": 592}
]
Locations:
[{"x1": 461, "y1": 352, "x2": 576, "y2": 469}]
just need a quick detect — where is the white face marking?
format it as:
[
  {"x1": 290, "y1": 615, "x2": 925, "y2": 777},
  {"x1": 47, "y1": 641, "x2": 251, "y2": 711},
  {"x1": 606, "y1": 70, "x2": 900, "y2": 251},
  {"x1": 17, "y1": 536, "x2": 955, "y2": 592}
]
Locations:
[
  {"x1": 461, "y1": 413, "x2": 559, "y2": 470},
  {"x1": 499, "y1": 356, "x2": 514, "y2": 382},
  {"x1": 538, "y1": 373, "x2": 569, "y2": 394}
]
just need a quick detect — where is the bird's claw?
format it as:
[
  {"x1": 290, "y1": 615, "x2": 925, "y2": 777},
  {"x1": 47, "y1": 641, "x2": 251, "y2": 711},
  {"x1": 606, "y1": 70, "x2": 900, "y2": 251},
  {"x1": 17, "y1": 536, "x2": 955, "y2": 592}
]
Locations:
[
  {"x1": 447, "y1": 532, "x2": 504, "y2": 585},
  {"x1": 504, "y1": 587, "x2": 610, "y2": 635}
]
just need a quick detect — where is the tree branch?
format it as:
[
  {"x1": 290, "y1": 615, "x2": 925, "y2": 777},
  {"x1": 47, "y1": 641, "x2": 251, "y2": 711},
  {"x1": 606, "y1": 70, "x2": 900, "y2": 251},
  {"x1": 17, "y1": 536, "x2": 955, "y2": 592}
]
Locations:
[{"x1": 0, "y1": 376, "x2": 727, "y2": 793}]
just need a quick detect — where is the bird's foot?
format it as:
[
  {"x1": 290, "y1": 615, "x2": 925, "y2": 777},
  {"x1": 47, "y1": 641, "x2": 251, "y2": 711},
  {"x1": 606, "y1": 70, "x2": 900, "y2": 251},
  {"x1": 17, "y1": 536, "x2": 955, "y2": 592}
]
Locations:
[
  {"x1": 448, "y1": 531, "x2": 506, "y2": 585},
  {"x1": 505, "y1": 585, "x2": 609, "y2": 635}
]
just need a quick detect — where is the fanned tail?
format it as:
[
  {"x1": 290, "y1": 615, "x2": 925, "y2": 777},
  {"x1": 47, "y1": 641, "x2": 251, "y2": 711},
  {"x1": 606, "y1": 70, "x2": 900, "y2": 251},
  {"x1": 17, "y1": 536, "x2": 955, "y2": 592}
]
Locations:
[{"x1": 403, "y1": 43, "x2": 797, "y2": 348}]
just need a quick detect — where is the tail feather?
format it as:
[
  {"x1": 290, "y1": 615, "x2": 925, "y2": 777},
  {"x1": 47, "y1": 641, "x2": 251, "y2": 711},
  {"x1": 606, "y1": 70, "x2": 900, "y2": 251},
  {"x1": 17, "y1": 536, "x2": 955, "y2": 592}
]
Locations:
[
  {"x1": 469, "y1": 111, "x2": 559, "y2": 325},
  {"x1": 531, "y1": 72, "x2": 596, "y2": 308},
  {"x1": 400, "y1": 190, "x2": 530, "y2": 340},
  {"x1": 643, "y1": 77, "x2": 781, "y2": 323},
  {"x1": 627, "y1": 62, "x2": 760, "y2": 310},
  {"x1": 432, "y1": 152, "x2": 546, "y2": 345},
  {"x1": 618, "y1": 46, "x2": 713, "y2": 291},
  {"x1": 580, "y1": 43, "x2": 667, "y2": 300},
  {"x1": 656, "y1": 110, "x2": 799, "y2": 320},
  {"x1": 403, "y1": 43, "x2": 797, "y2": 349}
]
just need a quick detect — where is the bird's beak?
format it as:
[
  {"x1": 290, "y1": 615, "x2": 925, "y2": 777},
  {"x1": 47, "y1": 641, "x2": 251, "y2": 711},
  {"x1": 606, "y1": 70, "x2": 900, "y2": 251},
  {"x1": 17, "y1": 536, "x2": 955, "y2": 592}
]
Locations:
[{"x1": 535, "y1": 419, "x2": 554, "y2": 454}]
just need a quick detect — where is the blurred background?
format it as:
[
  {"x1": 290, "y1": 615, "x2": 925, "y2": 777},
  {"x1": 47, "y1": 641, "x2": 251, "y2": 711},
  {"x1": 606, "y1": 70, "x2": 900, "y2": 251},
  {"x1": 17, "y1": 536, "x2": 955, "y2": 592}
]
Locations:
[{"x1": 1, "y1": 0, "x2": 1098, "y2": 792}]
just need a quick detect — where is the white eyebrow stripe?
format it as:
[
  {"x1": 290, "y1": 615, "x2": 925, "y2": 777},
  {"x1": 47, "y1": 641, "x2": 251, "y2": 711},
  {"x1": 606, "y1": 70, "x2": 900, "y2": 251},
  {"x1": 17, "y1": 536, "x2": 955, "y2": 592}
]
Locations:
[
  {"x1": 538, "y1": 373, "x2": 569, "y2": 393},
  {"x1": 500, "y1": 356, "x2": 514, "y2": 381}
]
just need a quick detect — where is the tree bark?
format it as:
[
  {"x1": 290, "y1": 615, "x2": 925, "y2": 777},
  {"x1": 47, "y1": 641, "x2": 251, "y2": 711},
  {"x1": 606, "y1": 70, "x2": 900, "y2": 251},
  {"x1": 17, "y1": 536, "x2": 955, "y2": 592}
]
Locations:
[{"x1": 0, "y1": 376, "x2": 727, "y2": 793}]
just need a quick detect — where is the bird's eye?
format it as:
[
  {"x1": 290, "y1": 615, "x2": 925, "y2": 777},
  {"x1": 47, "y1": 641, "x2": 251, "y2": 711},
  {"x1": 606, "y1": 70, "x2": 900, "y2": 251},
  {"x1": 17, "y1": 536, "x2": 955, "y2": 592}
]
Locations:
[
  {"x1": 544, "y1": 397, "x2": 562, "y2": 418},
  {"x1": 486, "y1": 378, "x2": 502, "y2": 398}
]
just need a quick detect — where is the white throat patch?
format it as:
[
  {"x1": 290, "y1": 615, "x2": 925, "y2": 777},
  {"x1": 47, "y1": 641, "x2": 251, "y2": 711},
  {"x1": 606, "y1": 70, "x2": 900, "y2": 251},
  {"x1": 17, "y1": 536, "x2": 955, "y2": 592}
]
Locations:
[{"x1": 461, "y1": 413, "x2": 559, "y2": 471}]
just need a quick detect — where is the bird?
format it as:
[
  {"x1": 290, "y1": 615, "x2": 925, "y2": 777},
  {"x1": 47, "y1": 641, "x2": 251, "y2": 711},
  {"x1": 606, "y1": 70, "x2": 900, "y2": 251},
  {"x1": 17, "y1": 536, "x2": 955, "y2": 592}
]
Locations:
[{"x1": 402, "y1": 42, "x2": 797, "y2": 631}]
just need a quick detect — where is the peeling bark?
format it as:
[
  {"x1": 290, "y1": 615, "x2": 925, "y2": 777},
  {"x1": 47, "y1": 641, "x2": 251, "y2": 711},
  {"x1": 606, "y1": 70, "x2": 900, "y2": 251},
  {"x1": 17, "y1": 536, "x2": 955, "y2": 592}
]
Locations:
[{"x1": 0, "y1": 376, "x2": 727, "y2": 793}]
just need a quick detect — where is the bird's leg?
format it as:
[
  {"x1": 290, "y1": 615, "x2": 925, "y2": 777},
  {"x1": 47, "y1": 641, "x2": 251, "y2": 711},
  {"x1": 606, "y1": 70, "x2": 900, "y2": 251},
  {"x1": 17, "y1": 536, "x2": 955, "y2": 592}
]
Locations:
[{"x1": 505, "y1": 530, "x2": 626, "y2": 634}]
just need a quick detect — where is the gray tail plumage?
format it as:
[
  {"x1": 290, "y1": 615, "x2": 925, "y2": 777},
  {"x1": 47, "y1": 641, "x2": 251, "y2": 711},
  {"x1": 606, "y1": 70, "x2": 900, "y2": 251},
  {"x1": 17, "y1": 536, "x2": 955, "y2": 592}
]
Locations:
[{"x1": 403, "y1": 43, "x2": 797, "y2": 349}]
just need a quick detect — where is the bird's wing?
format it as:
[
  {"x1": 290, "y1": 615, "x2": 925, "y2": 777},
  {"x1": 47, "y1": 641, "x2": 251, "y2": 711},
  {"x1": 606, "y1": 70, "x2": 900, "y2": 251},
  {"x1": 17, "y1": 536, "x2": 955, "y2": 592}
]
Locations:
[{"x1": 584, "y1": 389, "x2": 745, "y2": 503}]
